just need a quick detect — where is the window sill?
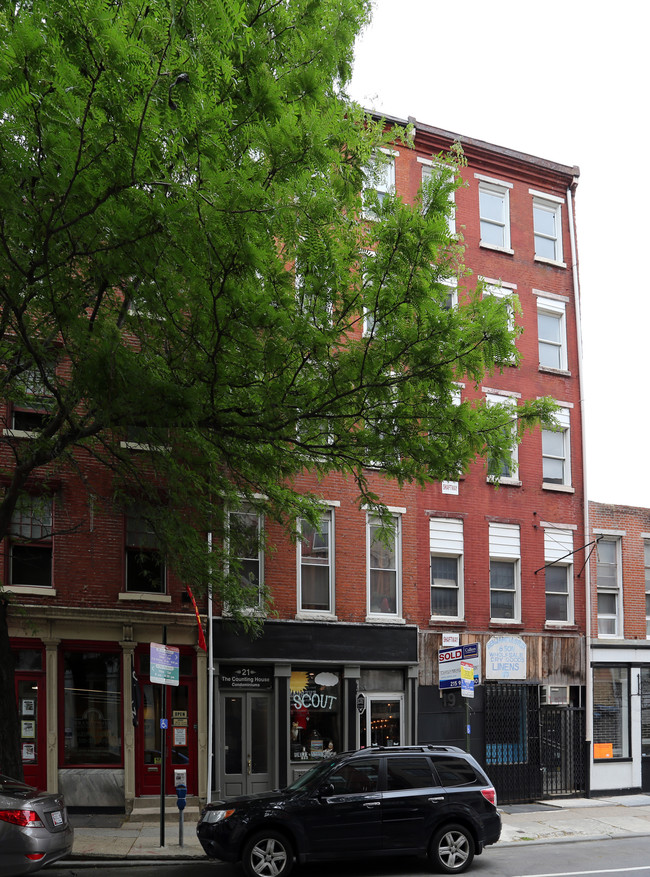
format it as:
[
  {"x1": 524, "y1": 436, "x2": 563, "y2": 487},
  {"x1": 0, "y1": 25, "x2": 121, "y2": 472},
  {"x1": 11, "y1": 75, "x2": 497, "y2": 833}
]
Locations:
[
  {"x1": 365, "y1": 615, "x2": 406, "y2": 624},
  {"x1": 429, "y1": 618, "x2": 466, "y2": 627},
  {"x1": 542, "y1": 483, "x2": 575, "y2": 493},
  {"x1": 535, "y1": 255, "x2": 567, "y2": 269},
  {"x1": 480, "y1": 242, "x2": 514, "y2": 256},
  {"x1": 488, "y1": 620, "x2": 523, "y2": 628},
  {"x1": 544, "y1": 622, "x2": 577, "y2": 631},
  {"x1": 6, "y1": 585, "x2": 56, "y2": 596},
  {"x1": 118, "y1": 592, "x2": 171, "y2": 603},
  {"x1": 3, "y1": 429, "x2": 38, "y2": 439},
  {"x1": 294, "y1": 612, "x2": 338, "y2": 622},
  {"x1": 539, "y1": 366, "x2": 571, "y2": 377},
  {"x1": 119, "y1": 441, "x2": 169, "y2": 452},
  {"x1": 487, "y1": 478, "x2": 522, "y2": 487}
]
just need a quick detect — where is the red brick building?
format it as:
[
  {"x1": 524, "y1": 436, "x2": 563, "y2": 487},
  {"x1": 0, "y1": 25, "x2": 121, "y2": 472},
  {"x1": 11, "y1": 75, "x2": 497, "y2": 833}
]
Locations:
[
  {"x1": 212, "y1": 114, "x2": 588, "y2": 804},
  {"x1": 589, "y1": 501, "x2": 650, "y2": 795},
  {"x1": 5, "y1": 112, "x2": 588, "y2": 810}
]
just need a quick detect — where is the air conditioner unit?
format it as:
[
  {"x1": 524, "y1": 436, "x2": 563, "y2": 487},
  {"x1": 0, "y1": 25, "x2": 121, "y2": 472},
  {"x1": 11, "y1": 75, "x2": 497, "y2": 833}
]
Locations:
[{"x1": 540, "y1": 685, "x2": 569, "y2": 706}]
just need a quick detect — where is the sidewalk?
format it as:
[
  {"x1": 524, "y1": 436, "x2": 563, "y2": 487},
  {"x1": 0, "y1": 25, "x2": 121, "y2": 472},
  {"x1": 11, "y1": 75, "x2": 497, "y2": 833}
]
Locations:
[{"x1": 66, "y1": 794, "x2": 650, "y2": 862}]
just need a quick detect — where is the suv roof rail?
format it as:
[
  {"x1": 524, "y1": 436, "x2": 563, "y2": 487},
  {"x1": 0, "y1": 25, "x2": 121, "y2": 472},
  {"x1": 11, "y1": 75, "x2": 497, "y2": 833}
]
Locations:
[{"x1": 356, "y1": 744, "x2": 466, "y2": 755}]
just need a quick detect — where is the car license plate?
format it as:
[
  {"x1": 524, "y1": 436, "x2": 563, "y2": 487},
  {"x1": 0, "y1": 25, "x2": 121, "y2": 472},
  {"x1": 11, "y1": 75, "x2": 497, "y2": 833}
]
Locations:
[{"x1": 51, "y1": 810, "x2": 63, "y2": 826}]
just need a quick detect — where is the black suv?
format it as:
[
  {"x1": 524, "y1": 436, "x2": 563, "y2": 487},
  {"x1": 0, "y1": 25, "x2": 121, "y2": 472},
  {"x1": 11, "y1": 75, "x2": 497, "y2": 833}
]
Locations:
[{"x1": 197, "y1": 745, "x2": 501, "y2": 875}]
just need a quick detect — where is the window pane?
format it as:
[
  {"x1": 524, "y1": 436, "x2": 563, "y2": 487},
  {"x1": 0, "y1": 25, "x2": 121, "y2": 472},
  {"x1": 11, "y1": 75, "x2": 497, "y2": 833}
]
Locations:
[
  {"x1": 543, "y1": 456, "x2": 564, "y2": 483},
  {"x1": 593, "y1": 666, "x2": 629, "y2": 758},
  {"x1": 542, "y1": 430, "x2": 564, "y2": 457},
  {"x1": 126, "y1": 547, "x2": 164, "y2": 593},
  {"x1": 538, "y1": 312, "x2": 561, "y2": 344},
  {"x1": 546, "y1": 565, "x2": 568, "y2": 593},
  {"x1": 480, "y1": 189, "x2": 505, "y2": 222},
  {"x1": 386, "y1": 757, "x2": 434, "y2": 790},
  {"x1": 491, "y1": 589, "x2": 515, "y2": 619},
  {"x1": 290, "y1": 669, "x2": 341, "y2": 760},
  {"x1": 11, "y1": 545, "x2": 52, "y2": 587},
  {"x1": 63, "y1": 651, "x2": 122, "y2": 765},
  {"x1": 598, "y1": 592, "x2": 617, "y2": 615},
  {"x1": 546, "y1": 593, "x2": 568, "y2": 621},
  {"x1": 535, "y1": 235, "x2": 557, "y2": 260},
  {"x1": 480, "y1": 219, "x2": 505, "y2": 248},
  {"x1": 539, "y1": 340, "x2": 561, "y2": 369},
  {"x1": 534, "y1": 205, "x2": 556, "y2": 237},
  {"x1": 301, "y1": 565, "x2": 330, "y2": 611},
  {"x1": 431, "y1": 587, "x2": 458, "y2": 617},
  {"x1": 490, "y1": 561, "x2": 515, "y2": 589}
]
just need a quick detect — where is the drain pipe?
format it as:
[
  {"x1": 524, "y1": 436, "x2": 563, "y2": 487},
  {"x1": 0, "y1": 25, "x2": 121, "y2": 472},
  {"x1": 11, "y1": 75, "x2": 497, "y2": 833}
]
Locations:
[
  {"x1": 567, "y1": 177, "x2": 592, "y2": 795},
  {"x1": 207, "y1": 531, "x2": 215, "y2": 804}
]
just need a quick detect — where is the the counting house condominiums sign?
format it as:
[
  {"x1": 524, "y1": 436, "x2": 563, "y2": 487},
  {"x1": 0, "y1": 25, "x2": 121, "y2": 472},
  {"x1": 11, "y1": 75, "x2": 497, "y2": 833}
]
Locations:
[{"x1": 219, "y1": 667, "x2": 273, "y2": 690}]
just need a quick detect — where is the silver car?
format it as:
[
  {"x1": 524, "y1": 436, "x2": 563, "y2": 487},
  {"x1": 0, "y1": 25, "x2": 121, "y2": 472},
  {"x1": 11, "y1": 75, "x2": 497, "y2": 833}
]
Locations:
[{"x1": 0, "y1": 774, "x2": 73, "y2": 876}]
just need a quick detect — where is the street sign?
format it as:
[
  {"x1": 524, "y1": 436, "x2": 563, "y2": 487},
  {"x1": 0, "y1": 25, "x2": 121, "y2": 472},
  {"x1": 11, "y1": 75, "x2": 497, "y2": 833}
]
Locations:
[
  {"x1": 438, "y1": 642, "x2": 480, "y2": 690},
  {"x1": 150, "y1": 642, "x2": 180, "y2": 686},
  {"x1": 460, "y1": 661, "x2": 474, "y2": 698}
]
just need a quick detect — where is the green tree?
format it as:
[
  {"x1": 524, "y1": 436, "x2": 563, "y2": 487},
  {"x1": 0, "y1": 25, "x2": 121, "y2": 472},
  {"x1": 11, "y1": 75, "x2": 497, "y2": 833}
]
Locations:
[{"x1": 0, "y1": 0, "x2": 555, "y2": 778}]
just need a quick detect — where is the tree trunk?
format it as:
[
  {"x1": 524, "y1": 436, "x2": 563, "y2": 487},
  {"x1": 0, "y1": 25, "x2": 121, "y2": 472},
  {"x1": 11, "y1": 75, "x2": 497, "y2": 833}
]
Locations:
[{"x1": 0, "y1": 598, "x2": 24, "y2": 781}]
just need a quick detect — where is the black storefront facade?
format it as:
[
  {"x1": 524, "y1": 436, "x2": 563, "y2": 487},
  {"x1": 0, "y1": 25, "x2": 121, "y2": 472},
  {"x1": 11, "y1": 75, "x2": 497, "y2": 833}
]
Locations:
[{"x1": 210, "y1": 619, "x2": 419, "y2": 799}]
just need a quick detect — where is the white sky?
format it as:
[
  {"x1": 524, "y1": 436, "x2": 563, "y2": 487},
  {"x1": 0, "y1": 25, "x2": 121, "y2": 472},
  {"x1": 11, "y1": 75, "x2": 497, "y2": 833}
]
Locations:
[{"x1": 349, "y1": 0, "x2": 649, "y2": 508}]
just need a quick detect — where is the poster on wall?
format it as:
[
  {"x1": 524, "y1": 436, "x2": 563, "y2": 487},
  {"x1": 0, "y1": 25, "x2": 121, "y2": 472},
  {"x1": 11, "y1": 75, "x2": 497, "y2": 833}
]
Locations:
[
  {"x1": 21, "y1": 720, "x2": 35, "y2": 739},
  {"x1": 22, "y1": 699, "x2": 35, "y2": 717},
  {"x1": 173, "y1": 727, "x2": 187, "y2": 746},
  {"x1": 22, "y1": 744, "x2": 35, "y2": 761}
]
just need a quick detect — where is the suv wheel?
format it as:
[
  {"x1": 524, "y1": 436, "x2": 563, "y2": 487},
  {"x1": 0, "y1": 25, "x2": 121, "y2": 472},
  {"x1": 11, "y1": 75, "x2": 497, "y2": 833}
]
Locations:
[
  {"x1": 242, "y1": 830, "x2": 295, "y2": 877},
  {"x1": 428, "y1": 823, "x2": 475, "y2": 874}
]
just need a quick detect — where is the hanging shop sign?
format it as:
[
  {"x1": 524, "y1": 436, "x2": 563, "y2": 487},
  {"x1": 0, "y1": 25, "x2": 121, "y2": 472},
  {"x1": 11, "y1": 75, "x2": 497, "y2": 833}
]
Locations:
[{"x1": 219, "y1": 666, "x2": 273, "y2": 690}]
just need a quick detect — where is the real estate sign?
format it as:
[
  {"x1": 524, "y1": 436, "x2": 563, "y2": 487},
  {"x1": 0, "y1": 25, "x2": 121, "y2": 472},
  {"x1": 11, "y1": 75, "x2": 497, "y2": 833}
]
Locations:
[
  {"x1": 438, "y1": 643, "x2": 480, "y2": 690},
  {"x1": 150, "y1": 642, "x2": 180, "y2": 686}
]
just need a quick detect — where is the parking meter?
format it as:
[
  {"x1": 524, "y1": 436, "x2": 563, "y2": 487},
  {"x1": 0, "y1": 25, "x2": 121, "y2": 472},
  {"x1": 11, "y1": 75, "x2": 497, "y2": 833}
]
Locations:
[{"x1": 175, "y1": 783, "x2": 187, "y2": 811}]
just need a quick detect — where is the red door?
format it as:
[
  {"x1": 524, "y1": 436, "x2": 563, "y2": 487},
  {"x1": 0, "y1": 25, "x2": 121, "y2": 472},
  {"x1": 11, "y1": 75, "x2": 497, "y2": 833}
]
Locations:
[
  {"x1": 134, "y1": 648, "x2": 196, "y2": 796},
  {"x1": 15, "y1": 674, "x2": 47, "y2": 790}
]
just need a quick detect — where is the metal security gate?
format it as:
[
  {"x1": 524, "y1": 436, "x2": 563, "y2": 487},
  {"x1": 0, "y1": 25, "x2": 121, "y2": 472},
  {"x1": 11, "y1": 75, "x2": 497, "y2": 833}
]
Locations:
[
  {"x1": 484, "y1": 683, "x2": 585, "y2": 803},
  {"x1": 540, "y1": 706, "x2": 585, "y2": 797}
]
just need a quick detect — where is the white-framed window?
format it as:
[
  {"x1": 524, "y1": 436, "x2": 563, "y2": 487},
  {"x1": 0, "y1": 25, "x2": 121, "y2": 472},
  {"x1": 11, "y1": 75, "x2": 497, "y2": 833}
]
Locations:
[
  {"x1": 645, "y1": 540, "x2": 650, "y2": 638},
  {"x1": 430, "y1": 517, "x2": 463, "y2": 620},
  {"x1": 596, "y1": 536, "x2": 622, "y2": 637},
  {"x1": 542, "y1": 405, "x2": 571, "y2": 487},
  {"x1": 483, "y1": 281, "x2": 517, "y2": 363},
  {"x1": 9, "y1": 494, "x2": 53, "y2": 589},
  {"x1": 10, "y1": 364, "x2": 54, "y2": 434},
  {"x1": 298, "y1": 509, "x2": 334, "y2": 615},
  {"x1": 125, "y1": 504, "x2": 166, "y2": 594},
  {"x1": 420, "y1": 159, "x2": 456, "y2": 234},
  {"x1": 485, "y1": 391, "x2": 519, "y2": 484},
  {"x1": 367, "y1": 512, "x2": 402, "y2": 619},
  {"x1": 442, "y1": 278, "x2": 458, "y2": 310},
  {"x1": 363, "y1": 150, "x2": 396, "y2": 218},
  {"x1": 544, "y1": 527, "x2": 574, "y2": 624},
  {"x1": 531, "y1": 191, "x2": 564, "y2": 264},
  {"x1": 489, "y1": 522, "x2": 520, "y2": 622},
  {"x1": 477, "y1": 175, "x2": 512, "y2": 251},
  {"x1": 593, "y1": 666, "x2": 630, "y2": 759},
  {"x1": 537, "y1": 295, "x2": 568, "y2": 371},
  {"x1": 228, "y1": 504, "x2": 264, "y2": 610}
]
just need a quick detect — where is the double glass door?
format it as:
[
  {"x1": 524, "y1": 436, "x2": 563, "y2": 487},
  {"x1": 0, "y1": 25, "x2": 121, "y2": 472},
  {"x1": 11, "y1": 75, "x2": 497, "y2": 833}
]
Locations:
[{"x1": 221, "y1": 692, "x2": 271, "y2": 797}]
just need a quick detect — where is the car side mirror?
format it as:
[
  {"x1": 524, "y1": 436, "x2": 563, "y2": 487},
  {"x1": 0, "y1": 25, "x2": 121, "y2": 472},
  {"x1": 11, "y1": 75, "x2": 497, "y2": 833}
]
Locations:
[{"x1": 318, "y1": 782, "x2": 335, "y2": 798}]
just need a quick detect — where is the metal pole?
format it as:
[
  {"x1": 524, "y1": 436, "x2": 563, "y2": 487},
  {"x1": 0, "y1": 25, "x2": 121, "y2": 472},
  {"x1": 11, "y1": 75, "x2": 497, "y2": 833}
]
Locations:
[
  {"x1": 160, "y1": 626, "x2": 167, "y2": 847},
  {"x1": 179, "y1": 807, "x2": 184, "y2": 847}
]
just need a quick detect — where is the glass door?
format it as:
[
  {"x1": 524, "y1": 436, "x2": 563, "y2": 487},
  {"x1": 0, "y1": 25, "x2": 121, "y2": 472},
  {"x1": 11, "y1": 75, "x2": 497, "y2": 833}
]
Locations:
[
  {"x1": 641, "y1": 668, "x2": 650, "y2": 792},
  {"x1": 359, "y1": 695, "x2": 403, "y2": 748},
  {"x1": 221, "y1": 692, "x2": 271, "y2": 797}
]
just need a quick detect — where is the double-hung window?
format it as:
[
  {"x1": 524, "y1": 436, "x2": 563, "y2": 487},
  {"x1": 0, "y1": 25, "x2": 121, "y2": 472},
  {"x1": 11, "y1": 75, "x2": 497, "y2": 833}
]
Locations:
[
  {"x1": 485, "y1": 391, "x2": 519, "y2": 484},
  {"x1": 596, "y1": 536, "x2": 622, "y2": 637},
  {"x1": 593, "y1": 666, "x2": 630, "y2": 758},
  {"x1": 542, "y1": 405, "x2": 571, "y2": 487},
  {"x1": 489, "y1": 523, "x2": 521, "y2": 622},
  {"x1": 483, "y1": 281, "x2": 517, "y2": 363},
  {"x1": 544, "y1": 527, "x2": 574, "y2": 624},
  {"x1": 420, "y1": 159, "x2": 456, "y2": 234},
  {"x1": 537, "y1": 295, "x2": 568, "y2": 371},
  {"x1": 363, "y1": 151, "x2": 396, "y2": 218},
  {"x1": 477, "y1": 175, "x2": 512, "y2": 251},
  {"x1": 430, "y1": 517, "x2": 463, "y2": 620},
  {"x1": 367, "y1": 512, "x2": 402, "y2": 618},
  {"x1": 9, "y1": 494, "x2": 53, "y2": 588},
  {"x1": 228, "y1": 505, "x2": 263, "y2": 610},
  {"x1": 125, "y1": 505, "x2": 165, "y2": 593},
  {"x1": 298, "y1": 509, "x2": 334, "y2": 615},
  {"x1": 531, "y1": 191, "x2": 564, "y2": 264},
  {"x1": 11, "y1": 365, "x2": 54, "y2": 433}
]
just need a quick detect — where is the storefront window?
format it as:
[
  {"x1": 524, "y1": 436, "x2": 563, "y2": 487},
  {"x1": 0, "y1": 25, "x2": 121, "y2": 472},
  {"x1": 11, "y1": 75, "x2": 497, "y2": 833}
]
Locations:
[
  {"x1": 593, "y1": 666, "x2": 629, "y2": 759},
  {"x1": 290, "y1": 669, "x2": 340, "y2": 761},
  {"x1": 63, "y1": 650, "x2": 122, "y2": 765}
]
